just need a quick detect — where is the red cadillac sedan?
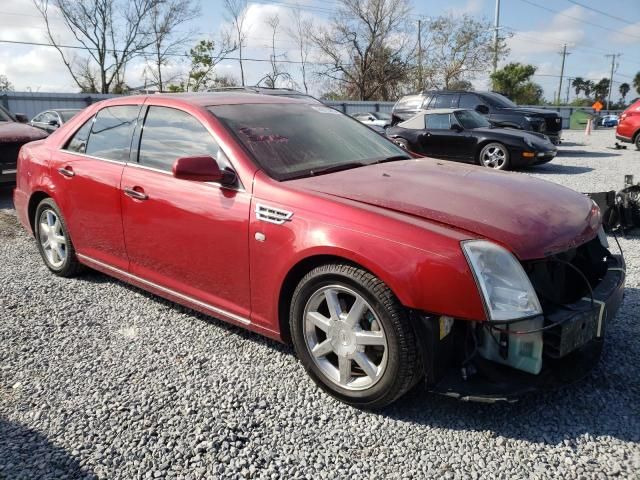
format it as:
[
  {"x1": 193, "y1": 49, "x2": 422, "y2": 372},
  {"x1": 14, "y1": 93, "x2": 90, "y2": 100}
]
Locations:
[{"x1": 14, "y1": 93, "x2": 625, "y2": 407}]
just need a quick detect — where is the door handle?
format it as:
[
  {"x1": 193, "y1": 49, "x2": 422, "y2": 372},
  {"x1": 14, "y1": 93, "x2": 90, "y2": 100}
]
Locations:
[
  {"x1": 124, "y1": 187, "x2": 148, "y2": 201},
  {"x1": 57, "y1": 167, "x2": 75, "y2": 178}
]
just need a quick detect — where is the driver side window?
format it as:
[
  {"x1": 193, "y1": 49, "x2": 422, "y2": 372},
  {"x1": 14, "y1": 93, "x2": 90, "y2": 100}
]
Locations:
[
  {"x1": 138, "y1": 106, "x2": 228, "y2": 172},
  {"x1": 425, "y1": 114, "x2": 451, "y2": 130}
]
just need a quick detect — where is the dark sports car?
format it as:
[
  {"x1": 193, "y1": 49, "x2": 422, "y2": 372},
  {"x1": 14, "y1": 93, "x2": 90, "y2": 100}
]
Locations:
[{"x1": 386, "y1": 108, "x2": 557, "y2": 170}]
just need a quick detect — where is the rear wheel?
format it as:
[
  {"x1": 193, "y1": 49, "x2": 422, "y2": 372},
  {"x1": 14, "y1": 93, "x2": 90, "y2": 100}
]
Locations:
[
  {"x1": 478, "y1": 142, "x2": 510, "y2": 170},
  {"x1": 34, "y1": 198, "x2": 83, "y2": 277},
  {"x1": 290, "y1": 263, "x2": 420, "y2": 409},
  {"x1": 635, "y1": 132, "x2": 640, "y2": 150}
]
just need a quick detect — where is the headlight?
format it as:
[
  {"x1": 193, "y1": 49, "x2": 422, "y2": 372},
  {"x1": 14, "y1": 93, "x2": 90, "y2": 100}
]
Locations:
[{"x1": 462, "y1": 240, "x2": 542, "y2": 321}]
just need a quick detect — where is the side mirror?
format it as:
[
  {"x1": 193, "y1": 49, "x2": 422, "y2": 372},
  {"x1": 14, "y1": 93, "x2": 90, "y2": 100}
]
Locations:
[
  {"x1": 475, "y1": 105, "x2": 489, "y2": 115},
  {"x1": 450, "y1": 123, "x2": 463, "y2": 132},
  {"x1": 48, "y1": 120, "x2": 60, "y2": 127},
  {"x1": 172, "y1": 155, "x2": 236, "y2": 185},
  {"x1": 15, "y1": 113, "x2": 29, "y2": 123}
]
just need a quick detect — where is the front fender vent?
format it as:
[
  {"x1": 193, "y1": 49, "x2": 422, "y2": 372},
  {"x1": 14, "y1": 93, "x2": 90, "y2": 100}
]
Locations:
[{"x1": 255, "y1": 203, "x2": 293, "y2": 225}]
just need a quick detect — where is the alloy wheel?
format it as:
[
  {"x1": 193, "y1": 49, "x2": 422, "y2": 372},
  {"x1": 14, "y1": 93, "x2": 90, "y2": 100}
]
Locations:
[
  {"x1": 480, "y1": 143, "x2": 508, "y2": 169},
  {"x1": 38, "y1": 209, "x2": 67, "y2": 268},
  {"x1": 303, "y1": 285, "x2": 388, "y2": 391}
]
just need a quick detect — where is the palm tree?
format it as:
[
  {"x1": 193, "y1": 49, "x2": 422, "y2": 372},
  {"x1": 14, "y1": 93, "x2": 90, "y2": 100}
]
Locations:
[
  {"x1": 619, "y1": 83, "x2": 630, "y2": 104},
  {"x1": 634, "y1": 71, "x2": 640, "y2": 96},
  {"x1": 572, "y1": 77, "x2": 584, "y2": 97},
  {"x1": 583, "y1": 80, "x2": 595, "y2": 99}
]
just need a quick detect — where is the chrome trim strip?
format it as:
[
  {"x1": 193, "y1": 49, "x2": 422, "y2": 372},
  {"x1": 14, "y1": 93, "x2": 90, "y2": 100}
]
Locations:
[
  {"x1": 1, "y1": 169, "x2": 17, "y2": 175},
  {"x1": 124, "y1": 162, "x2": 246, "y2": 192},
  {"x1": 77, "y1": 253, "x2": 251, "y2": 325},
  {"x1": 57, "y1": 149, "x2": 125, "y2": 166}
]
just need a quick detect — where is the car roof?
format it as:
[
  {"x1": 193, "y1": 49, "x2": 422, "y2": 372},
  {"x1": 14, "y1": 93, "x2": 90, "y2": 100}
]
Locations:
[{"x1": 101, "y1": 92, "x2": 315, "y2": 107}]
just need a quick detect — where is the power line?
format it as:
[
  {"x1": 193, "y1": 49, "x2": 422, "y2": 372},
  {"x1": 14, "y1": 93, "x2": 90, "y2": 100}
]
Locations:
[
  {"x1": 566, "y1": 0, "x2": 639, "y2": 26},
  {"x1": 514, "y1": 0, "x2": 640, "y2": 41}
]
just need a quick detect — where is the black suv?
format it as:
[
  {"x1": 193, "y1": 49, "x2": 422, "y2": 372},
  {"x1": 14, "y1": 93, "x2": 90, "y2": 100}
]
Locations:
[{"x1": 392, "y1": 91, "x2": 562, "y2": 144}]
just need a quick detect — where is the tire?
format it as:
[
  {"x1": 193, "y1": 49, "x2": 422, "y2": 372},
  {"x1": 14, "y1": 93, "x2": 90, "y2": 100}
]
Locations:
[
  {"x1": 34, "y1": 198, "x2": 83, "y2": 277},
  {"x1": 478, "y1": 142, "x2": 510, "y2": 170},
  {"x1": 393, "y1": 137, "x2": 410, "y2": 150},
  {"x1": 290, "y1": 263, "x2": 420, "y2": 409},
  {"x1": 635, "y1": 132, "x2": 640, "y2": 150}
]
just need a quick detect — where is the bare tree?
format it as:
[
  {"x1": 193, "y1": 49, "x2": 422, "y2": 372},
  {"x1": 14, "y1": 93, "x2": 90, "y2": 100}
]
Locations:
[
  {"x1": 223, "y1": 0, "x2": 248, "y2": 86},
  {"x1": 0, "y1": 74, "x2": 14, "y2": 92},
  {"x1": 285, "y1": 5, "x2": 314, "y2": 93},
  {"x1": 146, "y1": 0, "x2": 200, "y2": 92},
  {"x1": 312, "y1": 0, "x2": 413, "y2": 100},
  {"x1": 258, "y1": 14, "x2": 292, "y2": 88},
  {"x1": 33, "y1": 0, "x2": 161, "y2": 93},
  {"x1": 424, "y1": 14, "x2": 509, "y2": 89}
]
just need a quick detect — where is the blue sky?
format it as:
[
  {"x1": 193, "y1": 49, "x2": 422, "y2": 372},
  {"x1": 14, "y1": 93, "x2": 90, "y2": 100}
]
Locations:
[{"x1": 1, "y1": 0, "x2": 639, "y2": 102}]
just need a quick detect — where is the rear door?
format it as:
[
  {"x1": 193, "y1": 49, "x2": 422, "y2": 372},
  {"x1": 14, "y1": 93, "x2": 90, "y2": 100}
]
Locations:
[
  {"x1": 51, "y1": 104, "x2": 142, "y2": 270},
  {"x1": 120, "y1": 105, "x2": 252, "y2": 321}
]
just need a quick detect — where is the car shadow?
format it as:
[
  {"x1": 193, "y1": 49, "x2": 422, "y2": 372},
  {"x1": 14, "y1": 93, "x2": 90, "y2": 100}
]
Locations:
[
  {"x1": 0, "y1": 185, "x2": 14, "y2": 210},
  {"x1": 526, "y1": 164, "x2": 594, "y2": 174},
  {"x1": 557, "y1": 150, "x2": 621, "y2": 158},
  {"x1": 0, "y1": 418, "x2": 96, "y2": 480}
]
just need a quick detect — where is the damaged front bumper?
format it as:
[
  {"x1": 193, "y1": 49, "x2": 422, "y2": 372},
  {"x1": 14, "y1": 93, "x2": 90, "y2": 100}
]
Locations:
[{"x1": 420, "y1": 254, "x2": 625, "y2": 403}]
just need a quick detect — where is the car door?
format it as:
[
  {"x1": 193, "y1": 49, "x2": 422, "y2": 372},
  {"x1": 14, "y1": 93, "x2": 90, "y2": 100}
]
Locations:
[
  {"x1": 51, "y1": 104, "x2": 142, "y2": 270},
  {"x1": 418, "y1": 113, "x2": 457, "y2": 158},
  {"x1": 120, "y1": 105, "x2": 252, "y2": 321}
]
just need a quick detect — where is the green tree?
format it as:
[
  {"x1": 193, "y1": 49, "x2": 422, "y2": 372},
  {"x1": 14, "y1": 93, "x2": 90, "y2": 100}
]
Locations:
[
  {"x1": 571, "y1": 77, "x2": 584, "y2": 97},
  {"x1": 583, "y1": 80, "x2": 595, "y2": 98},
  {"x1": 0, "y1": 74, "x2": 14, "y2": 92},
  {"x1": 633, "y1": 71, "x2": 640, "y2": 96},
  {"x1": 593, "y1": 78, "x2": 610, "y2": 101},
  {"x1": 184, "y1": 39, "x2": 237, "y2": 92},
  {"x1": 490, "y1": 63, "x2": 544, "y2": 104},
  {"x1": 619, "y1": 82, "x2": 630, "y2": 104}
]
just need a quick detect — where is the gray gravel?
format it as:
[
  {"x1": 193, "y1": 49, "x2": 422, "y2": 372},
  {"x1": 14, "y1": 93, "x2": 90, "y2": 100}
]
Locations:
[{"x1": 1, "y1": 129, "x2": 639, "y2": 479}]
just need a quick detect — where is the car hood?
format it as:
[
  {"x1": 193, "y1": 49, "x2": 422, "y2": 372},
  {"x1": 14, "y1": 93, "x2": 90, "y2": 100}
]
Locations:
[
  {"x1": 0, "y1": 122, "x2": 48, "y2": 143},
  {"x1": 287, "y1": 160, "x2": 599, "y2": 260}
]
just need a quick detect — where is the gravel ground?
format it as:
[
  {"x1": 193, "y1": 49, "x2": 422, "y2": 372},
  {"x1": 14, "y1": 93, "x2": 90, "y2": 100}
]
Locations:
[{"x1": 1, "y1": 129, "x2": 639, "y2": 480}]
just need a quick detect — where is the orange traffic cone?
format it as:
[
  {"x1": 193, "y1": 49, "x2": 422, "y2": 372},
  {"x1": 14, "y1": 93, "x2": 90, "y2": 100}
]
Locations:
[{"x1": 585, "y1": 119, "x2": 592, "y2": 136}]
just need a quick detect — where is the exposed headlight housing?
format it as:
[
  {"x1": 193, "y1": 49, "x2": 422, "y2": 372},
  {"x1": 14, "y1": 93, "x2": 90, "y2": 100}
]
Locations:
[{"x1": 462, "y1": 240, "x2": 542, "y2": 321}]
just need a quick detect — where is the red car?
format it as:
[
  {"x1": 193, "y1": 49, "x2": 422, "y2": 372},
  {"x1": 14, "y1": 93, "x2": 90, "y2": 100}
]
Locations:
[
  {"x1": 616, "y1": 98, "x2": 640, "y2": 149},
  {"x1": 14, "y1": 93, "x2": 625, "y2": 407}
]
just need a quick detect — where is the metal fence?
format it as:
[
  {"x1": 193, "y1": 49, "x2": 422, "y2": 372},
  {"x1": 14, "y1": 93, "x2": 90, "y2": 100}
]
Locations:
[
  {"x1": 0, "y1": 92, "x2": 117, "y2": 120},
  {"x1": 0, "y1": 92, "x2": 624, "y2": 129}
]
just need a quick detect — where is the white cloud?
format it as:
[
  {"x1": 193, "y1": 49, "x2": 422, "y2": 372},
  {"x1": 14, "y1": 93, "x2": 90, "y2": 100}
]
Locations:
[
  {"x1": 610, "y1": 22, "x2": 640, "y2": 45},
  {"x1": 448, "y1": 0, "x2": 484, "y2": 17}
]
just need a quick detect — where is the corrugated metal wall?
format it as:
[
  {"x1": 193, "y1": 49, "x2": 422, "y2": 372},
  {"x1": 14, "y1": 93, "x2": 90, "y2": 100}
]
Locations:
[
  {"x1": 0, "y1": 92, "x2": 622, "y2": 129},
  {"x1": 0, "y1": 92, "x2": 117, "y2": 120}
]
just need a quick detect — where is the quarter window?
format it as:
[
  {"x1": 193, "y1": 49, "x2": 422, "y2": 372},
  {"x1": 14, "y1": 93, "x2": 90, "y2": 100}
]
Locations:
[
  {"x1": 425, "y1": 114, "x2": 451, "y2": 130},
  {"x1": 85, "y1": 106, "x2": 140, "y2": 162},
  {"x1": 138, "y1": 106, "x2": 224, "y2": 172},
  {"x1": 64, "y1": 117, "x2": 94, "y2": 154}
]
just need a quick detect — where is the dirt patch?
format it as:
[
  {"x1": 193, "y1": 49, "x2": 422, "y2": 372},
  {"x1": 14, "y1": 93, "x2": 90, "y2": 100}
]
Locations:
[{"x1": 0, "y1": 211, "x2": 21, "y2": 238}]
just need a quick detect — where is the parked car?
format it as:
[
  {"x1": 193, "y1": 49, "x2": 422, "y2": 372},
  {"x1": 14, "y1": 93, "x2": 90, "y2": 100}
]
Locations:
[
  {"x1": 15, "y1": 93, "x2": 625, "y2": 407},
  {"x1": 616, "y1": 99, "x2": 640, "y2": 149},
  {"x1": 386, "y1": 108, "x2": 557, "y2": 170},
  {"x1": 392, "y1": 91, "x2": 563, "y2": 145},
  {"x1": 0, "y1": 104, "x2": 48, "y2": 185},
  {"x1": 352, "y1": 111, "x2": 392, "y2": 128},
  {"x1": 30, "y1": 109, "x2": 81, "y2": 134}
]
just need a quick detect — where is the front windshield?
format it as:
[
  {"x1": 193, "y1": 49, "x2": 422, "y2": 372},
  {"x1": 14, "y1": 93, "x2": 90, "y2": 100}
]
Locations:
[
  {"x1": 455, "y1": 110, "x2": 491, "y2": 129},
  {"x1": 209, "y1": 103, "x2": 407, "y2": 180},
  {"x1": 483, "y1": 92, "x2": 517, "y2": 108},
  {"x1": 0, "y1": 105, "x2": 14, "y2": 122}
]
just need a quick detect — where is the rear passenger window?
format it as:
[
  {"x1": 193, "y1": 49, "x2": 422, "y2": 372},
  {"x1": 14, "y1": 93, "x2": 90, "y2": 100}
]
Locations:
[
  {"x1": 65, "y1": 117, "x2": 94, "y2": 154},
  {"x1": 138, "y1": 106, "x2": 223, "y2": 172},
  {"x1": 85, "y1": 106, "x2": 140, "y2": 162},
  {"x1": 425, "y1": 114, "x2": 450, "y2": 129},
  {"x1": 433, "y1": 95, "x2": 458, "y2": 108}
]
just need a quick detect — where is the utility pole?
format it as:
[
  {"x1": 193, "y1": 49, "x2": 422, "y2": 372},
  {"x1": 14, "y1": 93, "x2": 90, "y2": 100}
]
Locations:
[
  {"x1": 566, "y1": 77, "x2": 573, "y2": 104},
  {"x1": 493, "y1": 0, "x2": 501, "y2": 73},
  {"x1": 417, "y1": 19, "x2": 423, "y2": 92},
  {"x1": 557, "y1": 44, "x2": 570, "y2": 105},
  {"x1": 605, "y1": 53, "x2": 622, "y2": 110}
]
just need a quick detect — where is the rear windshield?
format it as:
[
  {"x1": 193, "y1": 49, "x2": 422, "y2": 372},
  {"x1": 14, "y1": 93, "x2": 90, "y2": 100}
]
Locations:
[
  {"x1": 209, "y1": 103, "x2": 406, "y2": 180},
  {"x1": 0, "y1": 105, "x2": 14, "y2": 122}
]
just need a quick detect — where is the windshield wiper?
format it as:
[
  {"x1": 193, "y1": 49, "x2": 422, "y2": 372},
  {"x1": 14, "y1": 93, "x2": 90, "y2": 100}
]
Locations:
[
  {"x1": 309, "y1": 161, "x2": 366, "y2": 176},
  {"x1": 374, "y1": 155, "x2": 411, "y2": 164}
]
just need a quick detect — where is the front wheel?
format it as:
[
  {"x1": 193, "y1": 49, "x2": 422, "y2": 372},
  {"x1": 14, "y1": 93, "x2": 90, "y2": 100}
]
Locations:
[
  {"x1": 290, "y1": 264, "x2": 420, "y2": 409},
  {"x1": 478, "y1": 142, "x2": 510, "y2": 170},
  {"x1": 635, "y1": 133, "x2": 640, "y2": 150}
]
